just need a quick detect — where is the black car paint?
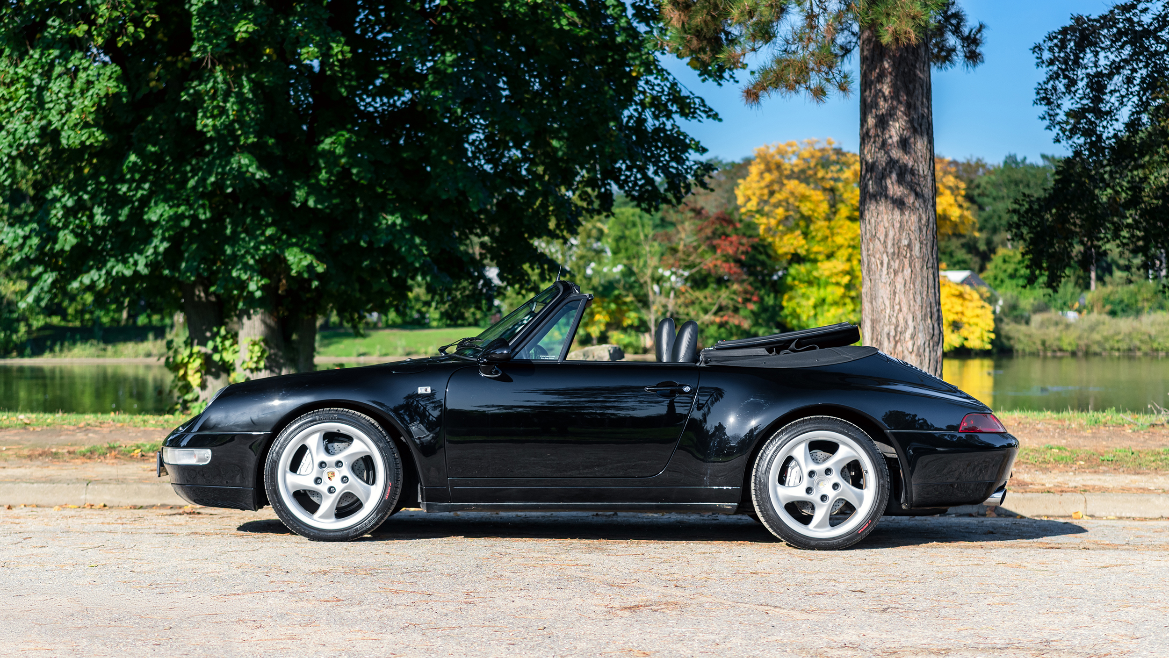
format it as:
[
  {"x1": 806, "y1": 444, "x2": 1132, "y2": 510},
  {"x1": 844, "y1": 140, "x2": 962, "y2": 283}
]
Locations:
[{"x1": 164, "y1": 352, "x2": 1017, "y2": 515}]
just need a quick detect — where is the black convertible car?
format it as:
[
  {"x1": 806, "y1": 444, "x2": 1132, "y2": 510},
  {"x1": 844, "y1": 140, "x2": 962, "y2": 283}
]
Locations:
[{"x1": 160, "y1": 281, "x2": 1016, "y2": 549}]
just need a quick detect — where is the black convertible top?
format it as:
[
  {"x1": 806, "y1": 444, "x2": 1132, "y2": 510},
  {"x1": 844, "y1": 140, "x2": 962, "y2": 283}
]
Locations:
[
  {"x1": 700, "y1": 345, "x2": 879, "y2": 368},
  {"x1": 711, "y1": 323, "x2": 860, "y2": 353}
]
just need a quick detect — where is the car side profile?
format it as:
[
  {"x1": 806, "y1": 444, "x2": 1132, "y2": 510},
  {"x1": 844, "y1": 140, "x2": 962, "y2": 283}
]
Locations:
[{"x1": 160, "y1": 281, "x2": 1017, "y2": 549}]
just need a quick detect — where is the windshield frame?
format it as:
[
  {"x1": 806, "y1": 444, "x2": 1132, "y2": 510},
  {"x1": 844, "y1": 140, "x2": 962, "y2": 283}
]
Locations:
[{"x1": 453, "y1": 282, "x2": 576, "y2": 358}]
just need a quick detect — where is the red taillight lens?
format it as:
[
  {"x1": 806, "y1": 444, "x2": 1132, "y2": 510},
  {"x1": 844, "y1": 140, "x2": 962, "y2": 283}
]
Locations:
[{"x1": 958, "y1": 413, "x2": 1006, "y2": 433}]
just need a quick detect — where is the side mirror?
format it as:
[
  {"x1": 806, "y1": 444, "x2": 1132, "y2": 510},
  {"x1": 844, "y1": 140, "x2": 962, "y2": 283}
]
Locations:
[
  {"x1": 478, "y1": 340, "x2": 511, "y2": 377},
  {"x1": 482, "y1": 343, "x2": 512, "y2": 363}
]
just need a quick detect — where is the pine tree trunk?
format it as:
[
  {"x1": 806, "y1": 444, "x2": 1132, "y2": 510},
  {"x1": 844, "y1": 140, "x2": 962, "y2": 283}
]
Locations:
[
  {"x1": 238, "y1": 298, "x2": 285, "y2": 379},
  {"x1": 180, "y1": 281, "x2": 228, "y2": 403},
  {"x1": 296, "y1": 314, "x2": 317, "y2": 374},
  {"x1": 858, "y1": 29, "x2": 943, "y2": 377}
]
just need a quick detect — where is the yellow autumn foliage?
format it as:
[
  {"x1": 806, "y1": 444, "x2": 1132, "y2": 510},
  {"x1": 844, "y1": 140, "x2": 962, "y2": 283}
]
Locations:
[
  {"x1": 736, "y1": 140, "x2": 861, "y2": 329},
  {"x1": 940, "y1": 277, "x2": 995, "y2": 351},
  {"x1": 737, "y1": 139, "x2": 979, "y2": 330},
  {"x1": 935, "y1": 158, "x2": 977, "y2": 237}
]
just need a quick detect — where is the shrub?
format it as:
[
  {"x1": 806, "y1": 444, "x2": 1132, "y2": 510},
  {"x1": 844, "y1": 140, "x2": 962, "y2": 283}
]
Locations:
[{"x1": 1000, "y1": 311, "x2": 1168, "y2": 355}]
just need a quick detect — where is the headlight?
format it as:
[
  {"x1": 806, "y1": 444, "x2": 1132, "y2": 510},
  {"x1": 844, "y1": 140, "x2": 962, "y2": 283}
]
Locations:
[{"x1": 162, "y1": 448, "x2": 212, "y2": 465}]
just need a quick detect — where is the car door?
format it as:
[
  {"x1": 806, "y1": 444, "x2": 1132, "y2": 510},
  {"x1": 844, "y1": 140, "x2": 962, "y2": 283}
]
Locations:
[
  {"x1": 443, "y1": 297, "x2": 700, "y2": 479},
  {"x1": 444, "y1": 361, "x2": 699, "y2": 479}
]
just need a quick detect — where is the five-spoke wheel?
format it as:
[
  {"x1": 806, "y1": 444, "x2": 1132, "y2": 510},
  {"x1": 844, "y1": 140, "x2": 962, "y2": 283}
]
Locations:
[
  {"x1": 751, "y1": 416, "x2": 888, "y2": 550},
  {"x1": 265, "y1": 408, "x2": 403, "y2": 541}
]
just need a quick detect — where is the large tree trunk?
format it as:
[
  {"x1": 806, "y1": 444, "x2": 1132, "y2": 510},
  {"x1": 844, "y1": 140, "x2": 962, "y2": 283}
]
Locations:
[
  {"x1": 858, "y1": 29, "x2": 943, "y2": 377},
  {"x1": 237, "y1": 297, "x2": 286, "y2": 379},
  {"x1": 295, "y1": 314, "x2": 317, "y2": 374},
  {"x1": 180, "y1": 281, "x2": 229, "y2": 404}
]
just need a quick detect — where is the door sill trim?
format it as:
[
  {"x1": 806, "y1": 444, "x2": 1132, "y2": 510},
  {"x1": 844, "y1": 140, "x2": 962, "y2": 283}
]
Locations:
[{"x1": 419, "y1": 502, "x2": 738, "y2": 514}]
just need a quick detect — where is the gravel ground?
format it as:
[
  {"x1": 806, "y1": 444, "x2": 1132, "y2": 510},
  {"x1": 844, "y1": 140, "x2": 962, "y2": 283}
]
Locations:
[{"x1": 0, "y1": 508, "x2": 1166, "y2": 657}]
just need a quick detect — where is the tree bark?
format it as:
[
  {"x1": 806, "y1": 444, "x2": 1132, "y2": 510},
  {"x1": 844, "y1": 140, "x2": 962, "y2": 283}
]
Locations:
[
  {"x1": 295, "y1": 314, "x2": 317, "y2": 374},
  {"x1": 180, "y1": 281, "x2": 228, "y2": 403},
  {"x1": 238, "y1": 297, "x2": 286, "y2": 379},
  {"x1": 859, "y1": 29, "x2": 943, "y2": 377}
]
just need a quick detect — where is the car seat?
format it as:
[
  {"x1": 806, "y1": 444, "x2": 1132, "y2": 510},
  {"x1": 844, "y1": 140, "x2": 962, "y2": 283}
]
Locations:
[
  {"x1": 655, "y1": 318, "x2": 700, "y2": 364},
  {"x1": 655, "y1": 317, "x2": 676, "y2": 362},
  {"x1": 671, "y1": 321, "x2": 699, "y2": 363}
]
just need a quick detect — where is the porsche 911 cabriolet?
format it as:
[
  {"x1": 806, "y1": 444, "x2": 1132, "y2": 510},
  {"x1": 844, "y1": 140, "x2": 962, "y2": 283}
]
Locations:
[{"x1": 159, "y1": 280, "x2": 1016, "y2": 549}]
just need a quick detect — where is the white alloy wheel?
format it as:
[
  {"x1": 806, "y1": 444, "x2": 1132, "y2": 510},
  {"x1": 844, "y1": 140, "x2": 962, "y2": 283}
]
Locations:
[
  {"x1": 277, "y1": 421, "x2": 386, "y2": 530},
  {"x1": 265, "y1": 409, "x2": 402, "y2": 541},
  {"x1": 752, "y1": 417, "x2": 888, "y2": 549}
]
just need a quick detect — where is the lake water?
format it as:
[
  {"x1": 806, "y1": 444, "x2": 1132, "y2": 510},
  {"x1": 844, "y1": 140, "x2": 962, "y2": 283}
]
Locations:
[{"x1": 0, "y1": 356, "x2": 1165, "y2": 414}]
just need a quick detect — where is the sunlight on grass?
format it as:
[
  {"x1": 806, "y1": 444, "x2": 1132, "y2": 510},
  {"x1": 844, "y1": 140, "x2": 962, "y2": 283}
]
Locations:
[{"x1": 316, "y1": 326, "x2": 486, "y2": 358}]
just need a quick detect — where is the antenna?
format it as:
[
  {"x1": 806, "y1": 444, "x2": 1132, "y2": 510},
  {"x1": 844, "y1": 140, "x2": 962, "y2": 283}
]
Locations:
[{"x1": 555, "y1": 266, "x2": 562, "y2": 282}]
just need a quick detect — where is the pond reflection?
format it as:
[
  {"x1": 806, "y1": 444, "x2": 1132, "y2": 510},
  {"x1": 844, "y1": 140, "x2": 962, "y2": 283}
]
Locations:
[
  {"x1": 943, "y1": 355, "x2": 1168, "y2": 412},
  {"x1": 0, "y1": 355, "x2": 1165, "y2": 414},
  {"x1": 0, "y1": 363, "x2": 174, "y2": 414}
]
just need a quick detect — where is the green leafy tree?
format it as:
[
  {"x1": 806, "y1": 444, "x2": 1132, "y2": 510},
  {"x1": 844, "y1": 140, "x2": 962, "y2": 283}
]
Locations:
[
  {"x1": 658, "y1": 0, "x2": 985, "y2": 376},
  {"x1": 0, "y1": 0, "x2": 713, "y2": 405},
  {"x1": 1010, "y1": 0, "x2": 1168, "y2": 289},
  {"x1": 939, "y1": 155, "x2": 1057, "y2": 272}
]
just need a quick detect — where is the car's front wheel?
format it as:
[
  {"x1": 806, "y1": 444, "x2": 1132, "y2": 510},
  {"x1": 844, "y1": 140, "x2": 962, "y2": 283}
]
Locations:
[
  {"x1": 751, "y1": 416, "x2": 888, "y2": 550},
  {"x1": 264, "y1": 408, "x2": 403, "y2": 541}
]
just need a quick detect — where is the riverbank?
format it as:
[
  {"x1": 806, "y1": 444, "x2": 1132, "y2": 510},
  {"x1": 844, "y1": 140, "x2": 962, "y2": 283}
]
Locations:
[{"x1": 998, "y1": 311, "x2": 1168, "y2": 356}]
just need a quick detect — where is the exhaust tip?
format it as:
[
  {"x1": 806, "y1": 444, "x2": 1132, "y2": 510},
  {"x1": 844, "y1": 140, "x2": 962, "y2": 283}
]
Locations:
[{"x1": 983, "y1": 485, "x2": 1007, "y2": 508}]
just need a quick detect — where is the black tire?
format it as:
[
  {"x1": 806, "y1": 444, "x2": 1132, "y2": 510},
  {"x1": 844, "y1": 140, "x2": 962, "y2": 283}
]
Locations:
[
  {"x1": 264, "y1": 408, "x2": 403, "y2": 541},
  {"x1": 751, "y1": 416, "x2": 889, "y2": 550}
]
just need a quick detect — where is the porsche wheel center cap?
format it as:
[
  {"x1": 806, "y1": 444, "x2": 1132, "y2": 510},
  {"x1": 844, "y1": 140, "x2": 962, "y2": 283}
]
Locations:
[
  {"x1": 326, "y1": 471, "x2": 337, "y2": 481},
  {"x1": 817, "y1": 479, "x2": 831, "y2": 491}
]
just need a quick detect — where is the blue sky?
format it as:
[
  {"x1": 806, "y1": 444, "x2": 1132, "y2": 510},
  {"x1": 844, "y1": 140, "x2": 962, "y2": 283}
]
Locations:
[{"x1": 660, "y1": 0, "x2": 1116, "y2": 165}]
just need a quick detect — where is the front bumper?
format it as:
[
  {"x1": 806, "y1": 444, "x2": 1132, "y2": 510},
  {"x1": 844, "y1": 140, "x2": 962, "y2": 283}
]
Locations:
[{"x1": 172, "y1": 484, "x2": 261, "y2": 511}]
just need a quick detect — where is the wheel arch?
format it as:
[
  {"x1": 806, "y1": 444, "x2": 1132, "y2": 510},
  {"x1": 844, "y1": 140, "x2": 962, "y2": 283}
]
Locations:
[
  {"x1": 253, "y1": 399, "x2": 422, "y2": 510},
  {"x1": 736, "y1": 404, "x2": 904, "y2": 512}
]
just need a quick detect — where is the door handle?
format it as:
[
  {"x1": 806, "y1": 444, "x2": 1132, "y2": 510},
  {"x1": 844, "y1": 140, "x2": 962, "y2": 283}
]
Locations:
[{"x1": 644, "y1": 383, "x2": 692, "y2": 394}]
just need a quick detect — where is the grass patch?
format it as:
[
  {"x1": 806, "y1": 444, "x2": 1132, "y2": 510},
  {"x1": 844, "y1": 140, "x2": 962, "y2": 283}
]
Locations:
[
  {"x1": 999, "y1": 408, "x2": 1168, "y2": 431},
  {"x1": 1016, "y1": 445, "x2": 1169, "y2": 471},
  {"x1": 316, "y1": 326, "x2": 485, "y2": 358},
  {"x1": 0, "y1": 411, "x2": 185, "y2": 430},
  {"x1": 75, "y1": 441, "x2": 163, "y2": 459}
]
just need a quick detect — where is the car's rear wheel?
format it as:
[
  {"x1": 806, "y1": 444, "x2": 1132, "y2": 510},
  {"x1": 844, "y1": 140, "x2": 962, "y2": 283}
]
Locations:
[
  {"x1": 751, "y1": 416, "x2": 888, "y2": 550},
  {"x1": 264, "y1": 408, "x2": 402, "y2": 541}
]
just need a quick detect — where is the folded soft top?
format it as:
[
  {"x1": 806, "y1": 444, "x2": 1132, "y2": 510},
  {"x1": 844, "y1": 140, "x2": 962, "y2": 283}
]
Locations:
[
  {"x1": 710, "y1": 323, "x2": 861, "y2": 353},
  {"x1": 700, "y1": 345, "x2": 879, "y2": 368}
]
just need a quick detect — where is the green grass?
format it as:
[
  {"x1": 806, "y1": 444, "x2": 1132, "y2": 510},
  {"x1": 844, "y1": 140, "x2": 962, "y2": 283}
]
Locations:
[
  {"x1": 1016, "y1": 445, "x2": 1169, "y2": 471},
  {"x1": 75, "y1": 441, "x2": 163, "y2": 458},
  {"x1": 316, "y1": 326, "x2": 485, "y2": 358},
  {"x1": 9, "y1": 325, "x2": 171, "y2": 359},
  {"x1": 998, "y1": 408, "x2": 1168, "y2": 431},
  {"x1": 0, "y1": 411, "x2": 186, "y2": 430}
]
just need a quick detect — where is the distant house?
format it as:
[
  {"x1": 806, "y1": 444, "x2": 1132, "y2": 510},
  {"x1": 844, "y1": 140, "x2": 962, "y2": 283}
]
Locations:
[
  {"x1": 941, "y1": 270, "x2": 1001, "y2": 313},
  {"x1": 941, "y1": 270, "x2": 993, "y2": 291}
]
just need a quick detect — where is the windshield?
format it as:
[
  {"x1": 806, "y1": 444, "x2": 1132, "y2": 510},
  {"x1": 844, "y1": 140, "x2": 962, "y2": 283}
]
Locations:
[{"x1": 454, "y1": 286, "x2": 559, "y2": 357}]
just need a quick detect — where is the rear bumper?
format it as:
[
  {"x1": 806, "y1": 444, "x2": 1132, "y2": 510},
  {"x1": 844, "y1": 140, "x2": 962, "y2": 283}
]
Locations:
[{"x1": 889, "y1": 430, "x2": 1018, "y2": 508}]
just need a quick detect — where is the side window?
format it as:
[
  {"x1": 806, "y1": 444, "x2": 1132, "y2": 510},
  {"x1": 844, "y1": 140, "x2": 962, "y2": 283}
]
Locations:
[{"x1": 516, "y1": 301, "x2": 582, "y2": 361}]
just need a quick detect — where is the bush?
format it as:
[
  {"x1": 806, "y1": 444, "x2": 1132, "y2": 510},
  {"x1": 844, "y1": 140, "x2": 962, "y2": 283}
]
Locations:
[
  {"x1": 999, "y1": 311, "x2": 1168, "y2": 355},
  {"x1": 1085, "y1": 280, "x2": 1168, "y2": 317}
]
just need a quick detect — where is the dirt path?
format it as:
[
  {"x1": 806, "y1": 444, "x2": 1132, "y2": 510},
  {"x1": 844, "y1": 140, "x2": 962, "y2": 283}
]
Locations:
[
  {"x1": 1, "y1": 508, "x2": 1165, "y2": 657},
  {"x1": 1000, "y1": 416, "x2": 1168, "y2": 450}
]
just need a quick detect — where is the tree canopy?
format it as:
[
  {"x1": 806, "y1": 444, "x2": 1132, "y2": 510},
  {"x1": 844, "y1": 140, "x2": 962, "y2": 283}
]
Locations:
[
  {"x1": 1010, "y1": 0, "x2": 1168, "y2": 287},
  {"x1": 0, "y1": 0, "x2": 714, "y2": 403},
  {"x1": 657, "y1": 0, "x2": 983, "y2": 103}
]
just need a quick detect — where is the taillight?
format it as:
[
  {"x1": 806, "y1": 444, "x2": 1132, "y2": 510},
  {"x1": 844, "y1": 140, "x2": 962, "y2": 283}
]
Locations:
[{"x1": 958, "y1": 413, "x2": 1006, "y2": 433}]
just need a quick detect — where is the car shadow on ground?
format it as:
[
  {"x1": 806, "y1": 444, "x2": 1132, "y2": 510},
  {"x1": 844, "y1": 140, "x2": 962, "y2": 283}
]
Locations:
[{"x1": 236, "y1": 511, "x2": 1089, "y2": 547}]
